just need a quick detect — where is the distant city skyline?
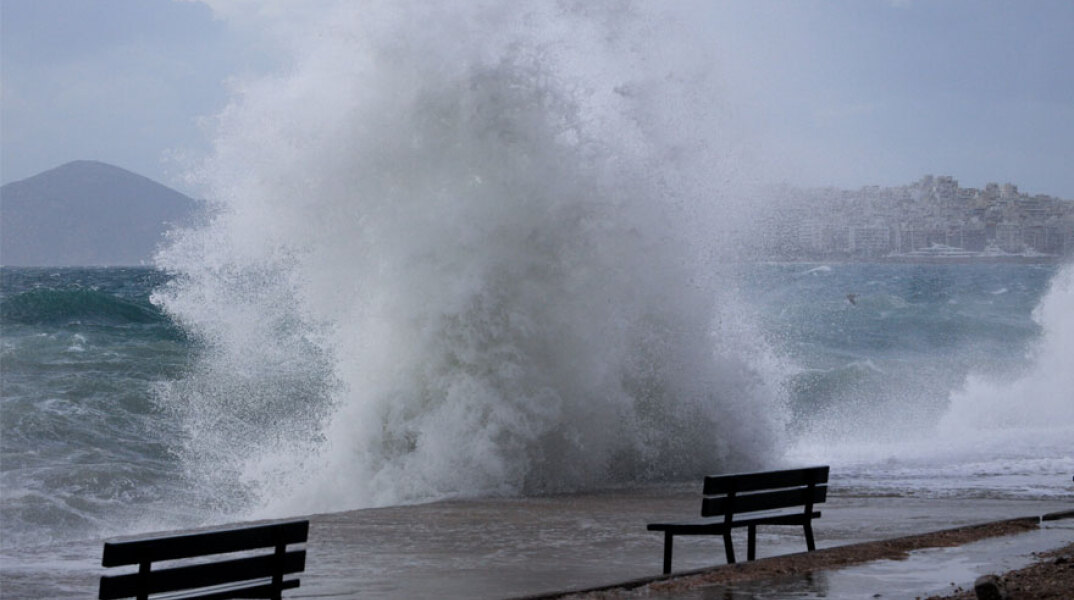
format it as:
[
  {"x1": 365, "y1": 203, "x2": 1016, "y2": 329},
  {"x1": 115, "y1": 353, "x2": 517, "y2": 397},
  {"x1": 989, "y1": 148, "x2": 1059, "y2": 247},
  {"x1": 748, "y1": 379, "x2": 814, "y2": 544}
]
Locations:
[
  {"x1": 753, "y1": 173, "x2": 1074, "y2": 261},
  {"x1": 2, "y1": 0, "x2": 1073, "y2": 199}
]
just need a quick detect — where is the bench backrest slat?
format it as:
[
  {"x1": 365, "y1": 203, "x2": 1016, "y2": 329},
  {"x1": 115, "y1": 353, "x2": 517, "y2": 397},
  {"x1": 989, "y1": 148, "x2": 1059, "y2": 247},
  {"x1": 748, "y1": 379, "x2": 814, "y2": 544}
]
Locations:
[
  {"x1": 99, "y1": 549, "x2": 305, "y2": 600},
  {"x1": 101, "y1": 520, "x2": 309, "y2": 567},
  {"x1": 702, "y1": 465, "x2": 829, "y2": 496},
  {"x1": 164, "y1": 579, "x2": 301, "y2": 600},
  {"x1": 701, "y1": 484, "x2": 827, "y2": 517}
]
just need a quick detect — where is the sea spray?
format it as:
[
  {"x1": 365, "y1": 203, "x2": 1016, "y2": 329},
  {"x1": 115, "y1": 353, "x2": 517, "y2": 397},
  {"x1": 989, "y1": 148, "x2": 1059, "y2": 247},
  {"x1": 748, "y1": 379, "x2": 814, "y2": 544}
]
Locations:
[
  {"x1": 777, "y1": 262, "x2": 1073, "y2": 498},
  {"x1": 940, "y1": 263, "x2": 1074, "y2": 438},
  {"x1": 153, "y1": 1, "x2": 786, "y2": 519}
]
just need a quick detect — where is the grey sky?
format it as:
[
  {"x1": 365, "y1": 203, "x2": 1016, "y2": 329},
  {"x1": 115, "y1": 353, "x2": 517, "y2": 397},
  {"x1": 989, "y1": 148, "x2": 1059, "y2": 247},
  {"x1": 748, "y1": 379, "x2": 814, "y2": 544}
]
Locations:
[
  {"x1": 703, "y1": 1, "x2": 1074, "y2": 198},
  {"x1": 2, "y1": 0, "x2": 1072, "y2": 198},
  {"x1": 1, "y1": 0, "x2": 272, "y2": 196}
]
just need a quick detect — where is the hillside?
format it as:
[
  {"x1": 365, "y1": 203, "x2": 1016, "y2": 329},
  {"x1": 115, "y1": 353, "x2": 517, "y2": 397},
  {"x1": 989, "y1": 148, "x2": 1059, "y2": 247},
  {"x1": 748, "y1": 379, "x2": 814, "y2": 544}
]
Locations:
[{"x1": 0, "y1": 161, "x2": 200, "y2": 266}]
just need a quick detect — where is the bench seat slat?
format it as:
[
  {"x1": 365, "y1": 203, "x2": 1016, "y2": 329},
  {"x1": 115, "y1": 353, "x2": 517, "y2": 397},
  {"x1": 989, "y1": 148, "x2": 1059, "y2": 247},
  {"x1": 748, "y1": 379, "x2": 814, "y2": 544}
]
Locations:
[
  {"x1": 647, "y1": 510, "x2": 822, "y2": 534},
  {"x1": 702, "y1": 485, "x2": 827, "y2": 516},
  {"x1": 99, "y1": 550, "x2": 305, "y2": 600},
  {"x1": 102, "y1": 520, "x2": 309, "y2": 567},
  {"x1": 703, "y1": 466, "x2": 829, "y2": 495},
  {"x1": 647, "y1": 521, "x2": 725, "y2": 535}
]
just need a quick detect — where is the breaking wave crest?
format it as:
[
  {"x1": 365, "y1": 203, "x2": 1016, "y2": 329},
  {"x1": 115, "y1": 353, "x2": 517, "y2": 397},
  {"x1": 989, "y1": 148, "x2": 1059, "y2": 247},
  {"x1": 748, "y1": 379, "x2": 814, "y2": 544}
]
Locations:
[
  {"x1": 1, "y1": 288, "x2": 166, "y2": 326},
  {"x1": 940, "y1": 263, "x2": 1074, "y2": 436}
]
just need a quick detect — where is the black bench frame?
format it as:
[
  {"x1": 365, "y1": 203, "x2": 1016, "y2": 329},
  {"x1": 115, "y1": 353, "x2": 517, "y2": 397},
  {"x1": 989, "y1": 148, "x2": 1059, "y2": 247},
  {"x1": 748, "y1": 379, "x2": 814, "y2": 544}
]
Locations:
[
  {"x1": 98, "y1": 519, "x2": 309, "y2": 600},
  {"x1": 647, "y1": 465, "x2": 828, "y2": 574}
]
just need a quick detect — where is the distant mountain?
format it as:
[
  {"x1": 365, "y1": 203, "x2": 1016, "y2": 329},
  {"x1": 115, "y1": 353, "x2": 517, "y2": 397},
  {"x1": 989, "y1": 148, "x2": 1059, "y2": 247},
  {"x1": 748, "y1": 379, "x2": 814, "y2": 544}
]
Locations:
[{"x1": 0, "y1": 161, "x2": 201, "y2": 266}]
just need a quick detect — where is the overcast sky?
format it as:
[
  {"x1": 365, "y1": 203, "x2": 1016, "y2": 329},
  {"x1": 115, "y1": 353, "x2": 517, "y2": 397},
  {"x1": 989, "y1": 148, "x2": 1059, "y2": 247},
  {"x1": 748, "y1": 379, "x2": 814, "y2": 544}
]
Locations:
[{"x1": 2, "y1": 0, "x2": 1072, "y2": 198}]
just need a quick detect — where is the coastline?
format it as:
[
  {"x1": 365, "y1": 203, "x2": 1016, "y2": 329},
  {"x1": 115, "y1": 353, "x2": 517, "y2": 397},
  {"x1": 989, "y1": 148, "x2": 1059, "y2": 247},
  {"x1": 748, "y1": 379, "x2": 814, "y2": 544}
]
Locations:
[{"x1": 752, "y1": 255, "x2": 1069, "y2": 265}]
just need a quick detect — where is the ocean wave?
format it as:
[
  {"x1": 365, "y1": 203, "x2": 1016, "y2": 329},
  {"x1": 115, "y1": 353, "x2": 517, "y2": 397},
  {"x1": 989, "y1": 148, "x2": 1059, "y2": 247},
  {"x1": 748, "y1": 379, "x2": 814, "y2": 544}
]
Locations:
[{"x1": 1, "y1": 288, "x2": 168, "y2": 326}]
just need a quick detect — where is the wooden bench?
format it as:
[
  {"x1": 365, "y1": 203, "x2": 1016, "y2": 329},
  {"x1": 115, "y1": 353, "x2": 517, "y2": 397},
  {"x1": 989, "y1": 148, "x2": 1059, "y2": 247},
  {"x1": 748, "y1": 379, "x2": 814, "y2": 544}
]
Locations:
[
  {"x1": 98, "y1": 519, "x2": 309, "y2": 600},
  {"x1": 647, "y1": 465, "x2": 828, "y2": 574}
]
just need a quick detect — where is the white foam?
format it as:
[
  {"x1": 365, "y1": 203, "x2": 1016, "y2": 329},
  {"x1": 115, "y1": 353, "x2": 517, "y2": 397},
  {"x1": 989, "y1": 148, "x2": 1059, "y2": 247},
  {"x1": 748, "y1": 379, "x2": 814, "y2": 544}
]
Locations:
[{"x1": 803, "y1": 265, "x2": 833, "y2": 275}]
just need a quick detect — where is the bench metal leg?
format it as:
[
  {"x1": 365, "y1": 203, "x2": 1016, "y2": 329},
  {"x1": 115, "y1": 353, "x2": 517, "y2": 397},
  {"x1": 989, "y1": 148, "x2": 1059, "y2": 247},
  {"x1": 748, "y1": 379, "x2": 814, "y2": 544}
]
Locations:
[
  {"x1": 804, "y1": 521, "x2": 816, "y2": 552},
  {"x1": 723, "y1": 531, "x2": 735, "y2": 564},
  {"x1": 662, "y1": 532, "x2": 674, "y2": 574},
  {"x1": 747, "y1": 524, "x2": 757, "y2": 561}
]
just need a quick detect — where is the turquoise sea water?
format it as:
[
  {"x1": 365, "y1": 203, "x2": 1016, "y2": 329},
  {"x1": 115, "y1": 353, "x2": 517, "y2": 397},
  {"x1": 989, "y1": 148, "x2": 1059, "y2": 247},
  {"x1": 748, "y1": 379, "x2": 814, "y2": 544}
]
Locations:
[
  {"x1": 2, "y1": 263, "x2": 1071, "y2": 551},
  {"x1": 1, "y1": 268, "x2": 192, "y2": 547}
]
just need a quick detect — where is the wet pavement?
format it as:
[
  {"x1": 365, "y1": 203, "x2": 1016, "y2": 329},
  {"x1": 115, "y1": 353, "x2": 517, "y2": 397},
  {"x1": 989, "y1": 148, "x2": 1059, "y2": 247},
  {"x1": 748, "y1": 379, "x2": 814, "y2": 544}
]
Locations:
[
  {"x1": 301, "y1": 492, "x2": 1073, "y2": 599},
  {"x1": 1, "y1": 490, "x2": 1071, "y2": 599}
]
